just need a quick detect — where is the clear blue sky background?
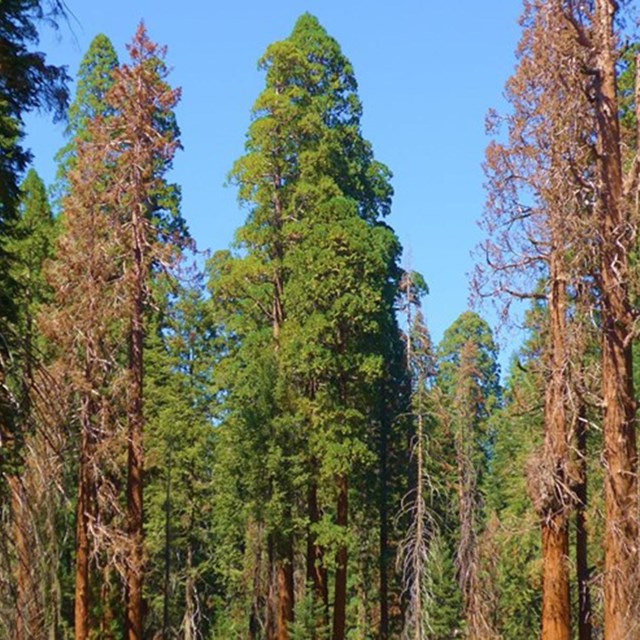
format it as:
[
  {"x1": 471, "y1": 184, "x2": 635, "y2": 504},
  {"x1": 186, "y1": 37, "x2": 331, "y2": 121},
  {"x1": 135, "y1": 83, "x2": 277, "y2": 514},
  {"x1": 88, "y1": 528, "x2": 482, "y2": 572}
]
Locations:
[{"x1": 25, "y1": 0, "x2": 524, "y2": 366}]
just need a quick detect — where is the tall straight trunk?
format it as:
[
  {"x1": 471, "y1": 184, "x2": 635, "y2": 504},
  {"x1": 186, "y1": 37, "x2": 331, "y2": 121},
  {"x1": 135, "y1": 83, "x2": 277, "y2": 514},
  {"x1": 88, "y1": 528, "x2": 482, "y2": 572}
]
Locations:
[
  {"x1": 163, "y1": 456, "x2": 172, "y2": 639},
  {"x1": 125, "y1": 209, "x2": 145, "y2": 640},
  {"x1": 378, "y1": 403, "x2": 389, "y2": 639},
  {"x1": 249, "y1": 521, "x2": 266, "y2": 639},
  {"x1": 10, "y1": 476, "x2": 29, "y2": 640},
  {"x1": 266, "y1": 536, "x2": 275, "y2": 640},
  {"x1": 540, "y1": 257, "x2": 570, "y2": 640},
  {"x1": 575, "y1": 406, "x2": 592, "y2": 640},
  {"x1": 275, "y1": 535, "x2": 294, "y2": 640},
  {"x1": 332, "y1": 473, "x2": 348, "y2": 640},
  {"x1": 593, "y1": 2, "x2": 639, "y2": 636},
  {"x1": 74, "y1": 395, "x2": 92, "y2": 640},
  {"x1": 414, "y1": 413, "x2": 425, "y2": 640},
  {"x1": 183, "y1": 545, "x2": 195, "y2": 640},
  {"x1": 11, "y1": 322, "x2": 36, "y2": 640},
  {"x1": 307, "y1": 480, "x2": 328, "y2": 624}
]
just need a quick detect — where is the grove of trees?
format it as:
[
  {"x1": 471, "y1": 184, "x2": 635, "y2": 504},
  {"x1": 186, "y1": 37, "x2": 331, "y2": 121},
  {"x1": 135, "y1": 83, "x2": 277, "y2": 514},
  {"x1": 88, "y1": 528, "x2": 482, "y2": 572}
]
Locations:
[{"x1": 1, "y1": 1, "x2": 640, "y2": 639}]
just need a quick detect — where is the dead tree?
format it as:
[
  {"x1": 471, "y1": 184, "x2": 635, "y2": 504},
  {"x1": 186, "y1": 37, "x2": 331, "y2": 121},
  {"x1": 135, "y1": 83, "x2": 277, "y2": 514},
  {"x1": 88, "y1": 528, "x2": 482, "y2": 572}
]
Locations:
[{"x1": 477, "y1": 2, "x2": 597, "y2": 637}]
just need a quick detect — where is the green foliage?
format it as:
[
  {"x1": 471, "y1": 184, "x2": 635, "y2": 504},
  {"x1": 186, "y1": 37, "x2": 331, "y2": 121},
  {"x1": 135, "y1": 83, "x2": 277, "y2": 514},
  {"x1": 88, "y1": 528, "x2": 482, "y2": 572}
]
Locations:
[
  {"x1": 424, "y1": 533, "x2": 463, "y2": 638},
  {"x1": 436, "y1": 310, "x2": 500, "y2": 409},
  {"x1": 144, "y1": 279, "x2": 220, "y2": 637},
  {"x1": 0, "y1": 0, "x2": 68, "y2": 218},
  {"x1": 54, "y1": 33, "x2": 118, "y2": 197}
]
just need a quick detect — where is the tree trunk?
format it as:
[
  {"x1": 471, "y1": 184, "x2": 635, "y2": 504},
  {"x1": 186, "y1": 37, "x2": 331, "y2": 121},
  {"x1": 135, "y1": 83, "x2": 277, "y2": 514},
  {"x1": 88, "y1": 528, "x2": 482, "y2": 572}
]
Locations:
[
  {"x1": 183, "y1": 545, "x2": 195, "y2": 640},
  {"x1": 307, "y1": 480, "x2": 328, "y2": 628},
  {"x1": 541, "y1": 524, "x2": 570, "y2": 640},
  {"x1": 575, "y1": 407, "x2": 592, "y2": 640},
  {"x1": 593, "y1": 2, "x2": 639, "y2": 636},
  {"x1": 99, "y1": 568, "x2": 115, "y2": 640},
  {"x1": 249, "y1": 521, "x2": 266, "y2": 639},
  {"x1": 414, "y1": 413, "x2": 424, "y2": 640},
  {"x1": 10, "y1": 476, "x2": 29, "y2": 640},
  {"x1": 163, "y1": 454, "x2": 172, "y2": 639},
  {"x1": 332, "y1": 474, "x2": 348, "y2": 640},
  {"x1": 74, "y1": 396, "x2": 92, "y2": 640},
  {"x1": 125, "y1": 212, "x2": 145, "y2": 640},
  {"x1": 275, "y1": 536, "x2": 294, "y2": 640},
  {"x1": 379, "y1": 404, "x2": 389, "y2": 640},
  {"x1": 540, "y1": 258, "x2": 570, "y2": 640}
]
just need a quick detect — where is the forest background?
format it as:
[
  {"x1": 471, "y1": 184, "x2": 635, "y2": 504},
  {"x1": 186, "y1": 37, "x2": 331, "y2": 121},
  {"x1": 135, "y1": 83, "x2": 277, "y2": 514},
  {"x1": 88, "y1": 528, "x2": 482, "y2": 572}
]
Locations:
[{"x1": 6, "y1": 0, "x2": 639, "y2": 639}]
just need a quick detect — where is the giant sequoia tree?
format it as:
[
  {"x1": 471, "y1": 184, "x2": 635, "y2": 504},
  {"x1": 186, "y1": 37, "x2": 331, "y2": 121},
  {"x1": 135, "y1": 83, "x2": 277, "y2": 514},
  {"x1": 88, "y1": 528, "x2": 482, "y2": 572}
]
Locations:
[{"x1": 210, "y1": 13, "x2": 400, "y2": 640}]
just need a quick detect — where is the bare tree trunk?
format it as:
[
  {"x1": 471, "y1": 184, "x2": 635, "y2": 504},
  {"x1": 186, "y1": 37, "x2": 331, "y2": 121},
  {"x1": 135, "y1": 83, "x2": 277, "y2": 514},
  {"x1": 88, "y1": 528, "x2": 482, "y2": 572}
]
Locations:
[
  {"x1": 332, "y1": 474, "x2": 348, "y2": 640},
  {"x1": 379, "y1": 406, "x2": 389, "y2": 640},
  {"x1": 163, "y1": 455, "x2": 172, "y2": 639},
  {"x1": 74, "y1": 396, "x2": 92, "y2": 640},
  {"x1": 575, "y1": 407, "x2": 592, "y2": 640},
  {"x1": 414, "y1": 413, "x2": 424, "y2": 640},
  {"x1": 125, "y1": 208, "x2": 145, "y2": 640},
  {"x1": 183, "y1": 545, "x2": 195, "y2": 640},
  {"x1": 593, "y1": 2, "x2": 639, "y2": 636},
  {"x1": 10, "y1": 476, "x2": 28, "y2": 640},
  {"x1": 540, "y1": 258, "x2": 570, "y2": 640}
]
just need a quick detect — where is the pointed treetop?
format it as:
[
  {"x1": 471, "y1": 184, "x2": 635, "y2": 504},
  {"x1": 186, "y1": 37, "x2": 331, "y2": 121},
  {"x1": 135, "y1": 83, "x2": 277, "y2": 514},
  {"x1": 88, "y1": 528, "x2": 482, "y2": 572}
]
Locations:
[
  {"x1": 65, "y1": 33, "x2": 119, "y2": 138},
  {"x1": 19, "y1": 169, "x2": 52, "y2": 226}
]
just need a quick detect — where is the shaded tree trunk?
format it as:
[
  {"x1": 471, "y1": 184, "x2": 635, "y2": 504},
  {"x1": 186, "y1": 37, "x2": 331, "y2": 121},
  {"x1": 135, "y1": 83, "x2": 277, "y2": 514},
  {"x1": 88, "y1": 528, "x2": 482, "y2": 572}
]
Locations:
[
  {"x1": 275, "y1": 535, "x2": 294, "y2": 640},
  {"x1": 332, "y1": 473, "x2": 348, "y2": 640},
  {"x1": 378, "y1": 405, "x2": 389, "y2": 640},
  {"x1": 74, "y1": 395, "x2": 92, "y2": 640},
  {"x1": 307, "y1": 480, "x2": 328, "y2": 628},
  {"x1": 163, "y1": 455, "x2": 172, "y2": 639},
  {"x1": 575, "y1": 406, "x2": 592, "y2": 640},
  {"x1": 183, "y1": 545, "x2": 195, "y2": 640},
  {"x1": 249, "y1": 521, "x2": 266, "y2": 639},
  {"x1": 10, "y1": 476, "x2": 29, "y2": 640}
]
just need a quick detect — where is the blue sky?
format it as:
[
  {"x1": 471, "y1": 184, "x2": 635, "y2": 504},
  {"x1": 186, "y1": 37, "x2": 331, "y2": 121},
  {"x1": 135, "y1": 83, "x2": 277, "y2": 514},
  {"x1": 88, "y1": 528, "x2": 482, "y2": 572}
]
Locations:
[{"x1": 25, "y1": 0, "x2": 524, "y2": 365}]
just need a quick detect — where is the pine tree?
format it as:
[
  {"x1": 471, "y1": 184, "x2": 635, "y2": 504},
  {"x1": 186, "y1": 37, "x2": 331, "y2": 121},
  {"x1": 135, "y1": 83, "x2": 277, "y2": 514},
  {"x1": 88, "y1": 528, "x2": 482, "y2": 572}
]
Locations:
[
  {"x1": 0, "y1": 0, "x2": 68, "y2": 481},
  {"x1": 396, "y1": 270, "x2": 437, "y2": 640},
  {"x1": 431, "y1": 312, "x2": 500, "y2": 638},
  {"x1": 1, "y1": 169, "x2": 58, "y2": 639}
]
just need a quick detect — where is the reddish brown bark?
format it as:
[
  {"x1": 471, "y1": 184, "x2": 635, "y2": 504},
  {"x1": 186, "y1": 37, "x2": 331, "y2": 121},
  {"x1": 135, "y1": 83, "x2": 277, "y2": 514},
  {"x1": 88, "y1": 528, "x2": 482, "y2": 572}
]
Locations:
[
  {"x1": 332, "y1": 474, "x2": 348, "y2": 640},
  {"x1": 593, "y1": 2, "x2": 639, "y2": 636},
  {"x1": 124, "y1": 213, "x2": 145, "y2": 640},
  {"x1": 275, "y1": 537, "x2": 294, "y2": 640},
  {"x1": 74, "y1": 395, "x2": 92, "y2": 640},
  {"x1": 541, "y1": 524, "x2": 570, "y2": 640},
  {"x1": 540, "y1": 259, "x2": 570, "y2": 640}
]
